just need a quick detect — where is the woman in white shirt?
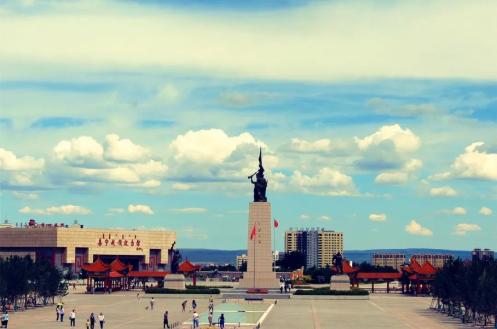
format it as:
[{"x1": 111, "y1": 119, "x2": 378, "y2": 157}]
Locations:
[{"x1": 98, "y1": 313, "x2": 105, "y2": 329}]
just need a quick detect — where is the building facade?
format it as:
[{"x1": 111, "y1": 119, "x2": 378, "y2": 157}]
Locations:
[
  {"x1": 285, "y1": 228, "x2": 343, "y2": 269},
  {"x1": 0, "y1": 221, "x2": 176, "y2": 274},
  {"x1": 372, "y1": 253, "x2": 406, "y2": 269},
  {"x1": 472, "y1": 248, "x2": 494, "y2": 261},
  {"x1": 236, "y1": 254, "x2": 248, "y2": 270},
  {"x1": 411, "y1": 254, "x2": 452, "y2": 268}
]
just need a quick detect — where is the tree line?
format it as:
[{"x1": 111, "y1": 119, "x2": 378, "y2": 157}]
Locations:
[
  {"x1": 0, "y1": 256, "x2": 68, "y2": 312},
  {"x1": 432, "y1": 257, "x2": 497, "y2": 327}
]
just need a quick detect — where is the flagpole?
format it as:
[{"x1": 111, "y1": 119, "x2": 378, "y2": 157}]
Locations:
[
  {"x1": 253, "y1": 225, "x2": 256, "y2": 289},
  {"x1": 272, "y1": 219, "x2": 275, "y2": 273}
]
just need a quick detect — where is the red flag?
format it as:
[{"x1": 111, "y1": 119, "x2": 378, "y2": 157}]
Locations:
[
  {"x1": 274, "y1": 219, "x2": 279, "y2": 228},
  {"x1": 250, "y1": 224, "x2": 257, "y2": 240}
]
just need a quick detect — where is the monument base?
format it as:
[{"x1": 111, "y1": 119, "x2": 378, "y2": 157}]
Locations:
[
  {"x1": 330, "y1": 274, "x2": 351, "y2": 291},
  {"x1": 238, "y1": 272, "x2": 280, "y2": 289},
  {"x1": 164, "y1": 274, "x2": 186, "y2": 290}
]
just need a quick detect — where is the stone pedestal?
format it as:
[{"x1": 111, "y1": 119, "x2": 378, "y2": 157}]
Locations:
[
  {"x1": 330, "y1": 274, "x2": 351, "y2": 291},
  {"x1": 164, "y1": 274, "x2": 186, "y2": 290},
  {"x1": 239, "y1": 202, "x2": 280, "y2": 289}
]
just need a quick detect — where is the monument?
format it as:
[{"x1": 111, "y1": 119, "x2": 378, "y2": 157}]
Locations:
[
  {"x1": 238, "y1": 149, "x2": 280, "y2": 289},
  {"x1": 330, "y1": 252, "x2": 351, "y2": 291}
]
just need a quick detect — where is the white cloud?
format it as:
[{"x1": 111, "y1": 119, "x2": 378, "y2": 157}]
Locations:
[
  {"x1": 288, "y1": 138, "x2": 332, "y2": 153},
  {"x1": 12, "y1": 191, "x2": 39, "y2": 200},
  {"x1": 430, "y1": 186, "x2": 457, "y2": 197},
  {"x1": 369, "y1": 213, "x2": 387, "y2": 222},
  {"x1": 318, "y1": 215, "x2": 331, "y2": 221},
  {"x1": 170, "y1": 129, "x2": 263, "y2": 164},
  {"x1": 104, "y1": 134, "x2": 150, "y2": 162},
  {"x1": 405, "y1": 220, "x2": 433, "y2": 236},
  {"x1": 452, "y1": 207, "x2": 467, "y2": 216},
  {"x1": 454, "y1": 223, "x2": 481, "y2": 236},
  {"x1": 0, "y1": 148, "x2": 44, "y2": 171},
  {"x1": 128, "y1": 204, "x2": 154, "y2": 215},
  {"x1": 404, "y1": 159, "x2": 423, "y2": 172},
  {"x1": 172, "y1": 183, "x2": 193, "y2": 191},
  {"x1": 291, "y1": 167, "x2": 356, "y2": 196},
  {"x1": 448, "y1": 142, "x2": 497, "y2": 181},
  {"x1": 479, "y1": 207, "x2": 493, "y2": 216},
  {"x1": 53, "y1": 136, "x2": 103, "y2": 166},
  {"x1": 300, "y1": 214, "x2": 310, "y2": 220},
  {"x1": 375, "y1": 172, "x2": 408, "y2": 184},
  {"x1": 157, "y1": 83, "x2": 180, "y2": 103},
  {"x1": 169, "y1": 207, "x2": 207, "y2": 214},
  {"x1": 3, "y1": 2, "x2": 497, "y2": 81},
  {"x1": 355, "y1": 124, "x2": 420, "y2": 153},
  {"x1": 19, "y1": 204, "x2": 91, "y2": 215}
]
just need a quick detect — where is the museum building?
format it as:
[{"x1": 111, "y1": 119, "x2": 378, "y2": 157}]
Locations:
[{"x1": 0, "y1": 220, "x2": 176, "y2": 274}]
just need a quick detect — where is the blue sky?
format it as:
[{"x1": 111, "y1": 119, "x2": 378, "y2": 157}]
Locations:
[{"x1": 1, "y1": 0, "x2": 497, "y2": 251}]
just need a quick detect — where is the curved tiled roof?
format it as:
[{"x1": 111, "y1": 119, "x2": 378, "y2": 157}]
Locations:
[{"x1": 81, "y1": 258, "x2": 110, "y2": 273}]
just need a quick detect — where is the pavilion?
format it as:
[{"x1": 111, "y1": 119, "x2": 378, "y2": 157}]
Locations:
[{"x1": 178, "y1": 259, "x2": 201, "y2": 287}]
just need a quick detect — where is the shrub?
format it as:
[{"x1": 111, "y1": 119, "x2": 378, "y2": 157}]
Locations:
[
  {"x1": 294, "y1": 287, "x2": 369, "y2": 296},
  {"x1": 145, "y1": 287, "x2": 220, "y2": 294}
]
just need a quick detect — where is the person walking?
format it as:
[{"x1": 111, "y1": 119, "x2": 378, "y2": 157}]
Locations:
[
  {"x1": 163, "y1": 310, "x2": 170, "y2": 329},
  {"x1": 98, "y1": 312, "x2": 105, "y2": 329},
  {"x1": 56, "y1": 305, "x2": 60, "y2": 321},
  {"x1": 86, "y1": 318, "x2": 90, "y2": 329},
  {"x1": 219, "y1": 313, "x2": 225, "y2": 329},
  {"x1": 89, "y1": 313, "x2": 96, "y2": 329},
  {"x1": 192, "y1": 311, "x2": 199, "y2": 328},
  {"x1": 60, "y1": 307, "x2": 65, "y2": 322},
  {"x1": 191, "y1": 299, "x2": 197, "y2": 311},
  {"x1": 69, "y1": 309, "x2": 76, "y2": 326},
  {"x1": 1, "y1": 311, "x2": 8, "y2": 328},
  {"x1": 150, "y1": 297, "x2": 155, "y2": 310},
  {"x1": 280, "y1": 281, "x2": 284, "y2": 294},
  {"x1": 181, "y1": 300, "x2": 187, "y2": 312}
]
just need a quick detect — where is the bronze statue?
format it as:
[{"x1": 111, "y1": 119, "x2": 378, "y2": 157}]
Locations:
[
  {"x1": 332, "y1": 252, "x2": 343, "y2": 274},
  {"x1": 248, "y1": 148, "x2": 267, "y2": 202}
]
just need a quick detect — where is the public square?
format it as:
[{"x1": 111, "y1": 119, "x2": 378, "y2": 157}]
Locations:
[{"x1": 4, "y1": 288, "x2": 467, "y2": 329}]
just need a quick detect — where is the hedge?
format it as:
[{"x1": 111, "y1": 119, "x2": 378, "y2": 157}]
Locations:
[
  {"x1": 294, "y1": 288, "x2": 369, "y2": 296},
  {"x1": 145, "y1": 287, "x2": 220, "y2": 294}
]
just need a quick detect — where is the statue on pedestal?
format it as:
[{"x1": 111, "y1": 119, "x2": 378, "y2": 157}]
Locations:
[
  {"x1": 332, "y1": 252, "x2": 344, "y2": 274},
  {"x1": 248, "y1": 148, "x2": 267, "y2": 202}
]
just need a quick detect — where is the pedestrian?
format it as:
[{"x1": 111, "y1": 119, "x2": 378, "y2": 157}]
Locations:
[
  {"x1": 219, "y1": 313, "x2": 225, "y2": 329},
  {"x1": 192, "y1": 311, "x2": 199, "y2": 328},
  {"x1": 69, "y1": 309, "x2": 76, "y2": 327},
  {"x1": 279, "y1": 282, "x2": 284, "y2": 294},
  {"x1": 191, "y1": 299, "x2": 197, "y2": 311},
  {"x1": 181, "y1": 300, "x2": 187, "y2": 312},
  {"x1": 60, "y1": 307, "x2": 65, "y2": 322},
  {"x1": 1, "y1": 311, "x2": 8, "y2": 328},
  {"x1": 163, "y1": 310, "x2": 170, "y2": 329},
  {"x1": 150, "y1": 297, "x2": 155, "y2": 310},
  {"x1": 136, "y1": 292, "x2": 140, "y2": 300},
  {"x1": 90, "y1": 313, "x2": 96, "y2": 329},
  {"x1": 86, "y1": 318, "x2": 90, "y2": 329},
  {"x1": 98, "y1": 312, "x2": 105, "y2": 329},
  {"x1": 56, "y1": 305, "x2": 60, "y2": 321},
  {"x1": 73, "y1": 282, "x2": 76, "y2": 290},
  {"x1": 208, "y1": 311, "x2": 213, "y2": 327}
]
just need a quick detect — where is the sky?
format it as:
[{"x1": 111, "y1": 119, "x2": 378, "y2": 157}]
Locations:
[{"x1": 1, "y1": 0, "x2": 497, "y2": 251}]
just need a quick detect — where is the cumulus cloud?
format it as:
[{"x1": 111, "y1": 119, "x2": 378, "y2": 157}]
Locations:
[
  {"x1": 454, "y1": 223, "x2": 481, "y2": 236},
  {"x1": 430, "y1": 186, "x2": 457, "y2": 197},
  {"x1": 19, "y1": 204, "x2": 91, "y2": 215},
  {"x1": 0, "y1": 148, "x2": 45, "y2": 186},
  {"x1": 355, "y1": 124, "x2": 420, "y2": 153},
  {"x1": 170, "y1": 129, "x2": 263, "y2": 164},
  {"x1": 53, "y1": 136, "x2": 104, "y2": 166},
  {"x1": 290, "y1": 167, "x2": 356, "y2": 196},
  {"x1": 128, "y1": 204, "x2": 154, "y2": 215},
  {"x1": 405, "y1": 220, "x2": 433, "y2": 236},
  {"x1": 369, "y1": 213, "x2": 387, "y2": 222},
  {"x1": 375, "y1": 172, "x2": 408, "y2": 184},
  {"x1": 104, "y1": 134, "x2": 150, "y2": 162},
  {"x1": 442, "y1": 142, "x2": 497, "y2": 181},
  {"x1": 169, "y1": 207, "x2": 207, "y2": 214},
  {"x1": 479, "y1": 207, "x2": 493, "y2": 216},
  {"x1": 452, "y1": 207, "x2": 467, "y2": 216}
]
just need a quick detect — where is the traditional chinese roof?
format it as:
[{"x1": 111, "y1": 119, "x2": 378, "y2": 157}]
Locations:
[
  {"x1": 108, "y1": 270, "x2": 124, "y2": 278},
  {"x1": 178, "y1": 260, "x2": 200, "y2": 273},
  {"x1": 419, "y1": 261, "x2": 437, "y2": 275},
  {"x1": 356, "y1": 272, "x2": 403, "y2": 280},
  {"x1": 110, "y1": 258, "x2": 128, "y2": 272},
  {"x1": 81, "y1": 258, "x2": 110, "y2": 273},
  {"x1": 406, "y1": 257, "x2": 437, "y2": 275},
  {"x1": 128, "y1": 271, "x2": 169, "y2": 278}
]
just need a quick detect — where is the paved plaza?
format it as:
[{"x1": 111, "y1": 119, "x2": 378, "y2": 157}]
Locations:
[{"x1": 3, "y1": 288, "x2": 470, "y2": 329}]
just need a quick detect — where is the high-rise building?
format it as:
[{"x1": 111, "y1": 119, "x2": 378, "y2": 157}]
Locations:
[
  {"x1": 236, "y1": 254, "x2": 247, "y2": 270},
  {"x1": 411, "y1": 254, "x2": 452, "y2": 268},
  {"x1": 285, "y1": 228, "x2": 343, "y2": 269},
  {"x1": 472, "y1": 248, "x2": 494, "y2": 261},
  {"x1": 372, "y1": 253, "x2": 406, "y2": 269}
]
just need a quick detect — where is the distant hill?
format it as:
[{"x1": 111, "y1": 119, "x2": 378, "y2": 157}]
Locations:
[{"x1": 179, "y1": 248, "x2": 472, "y2": 265}]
